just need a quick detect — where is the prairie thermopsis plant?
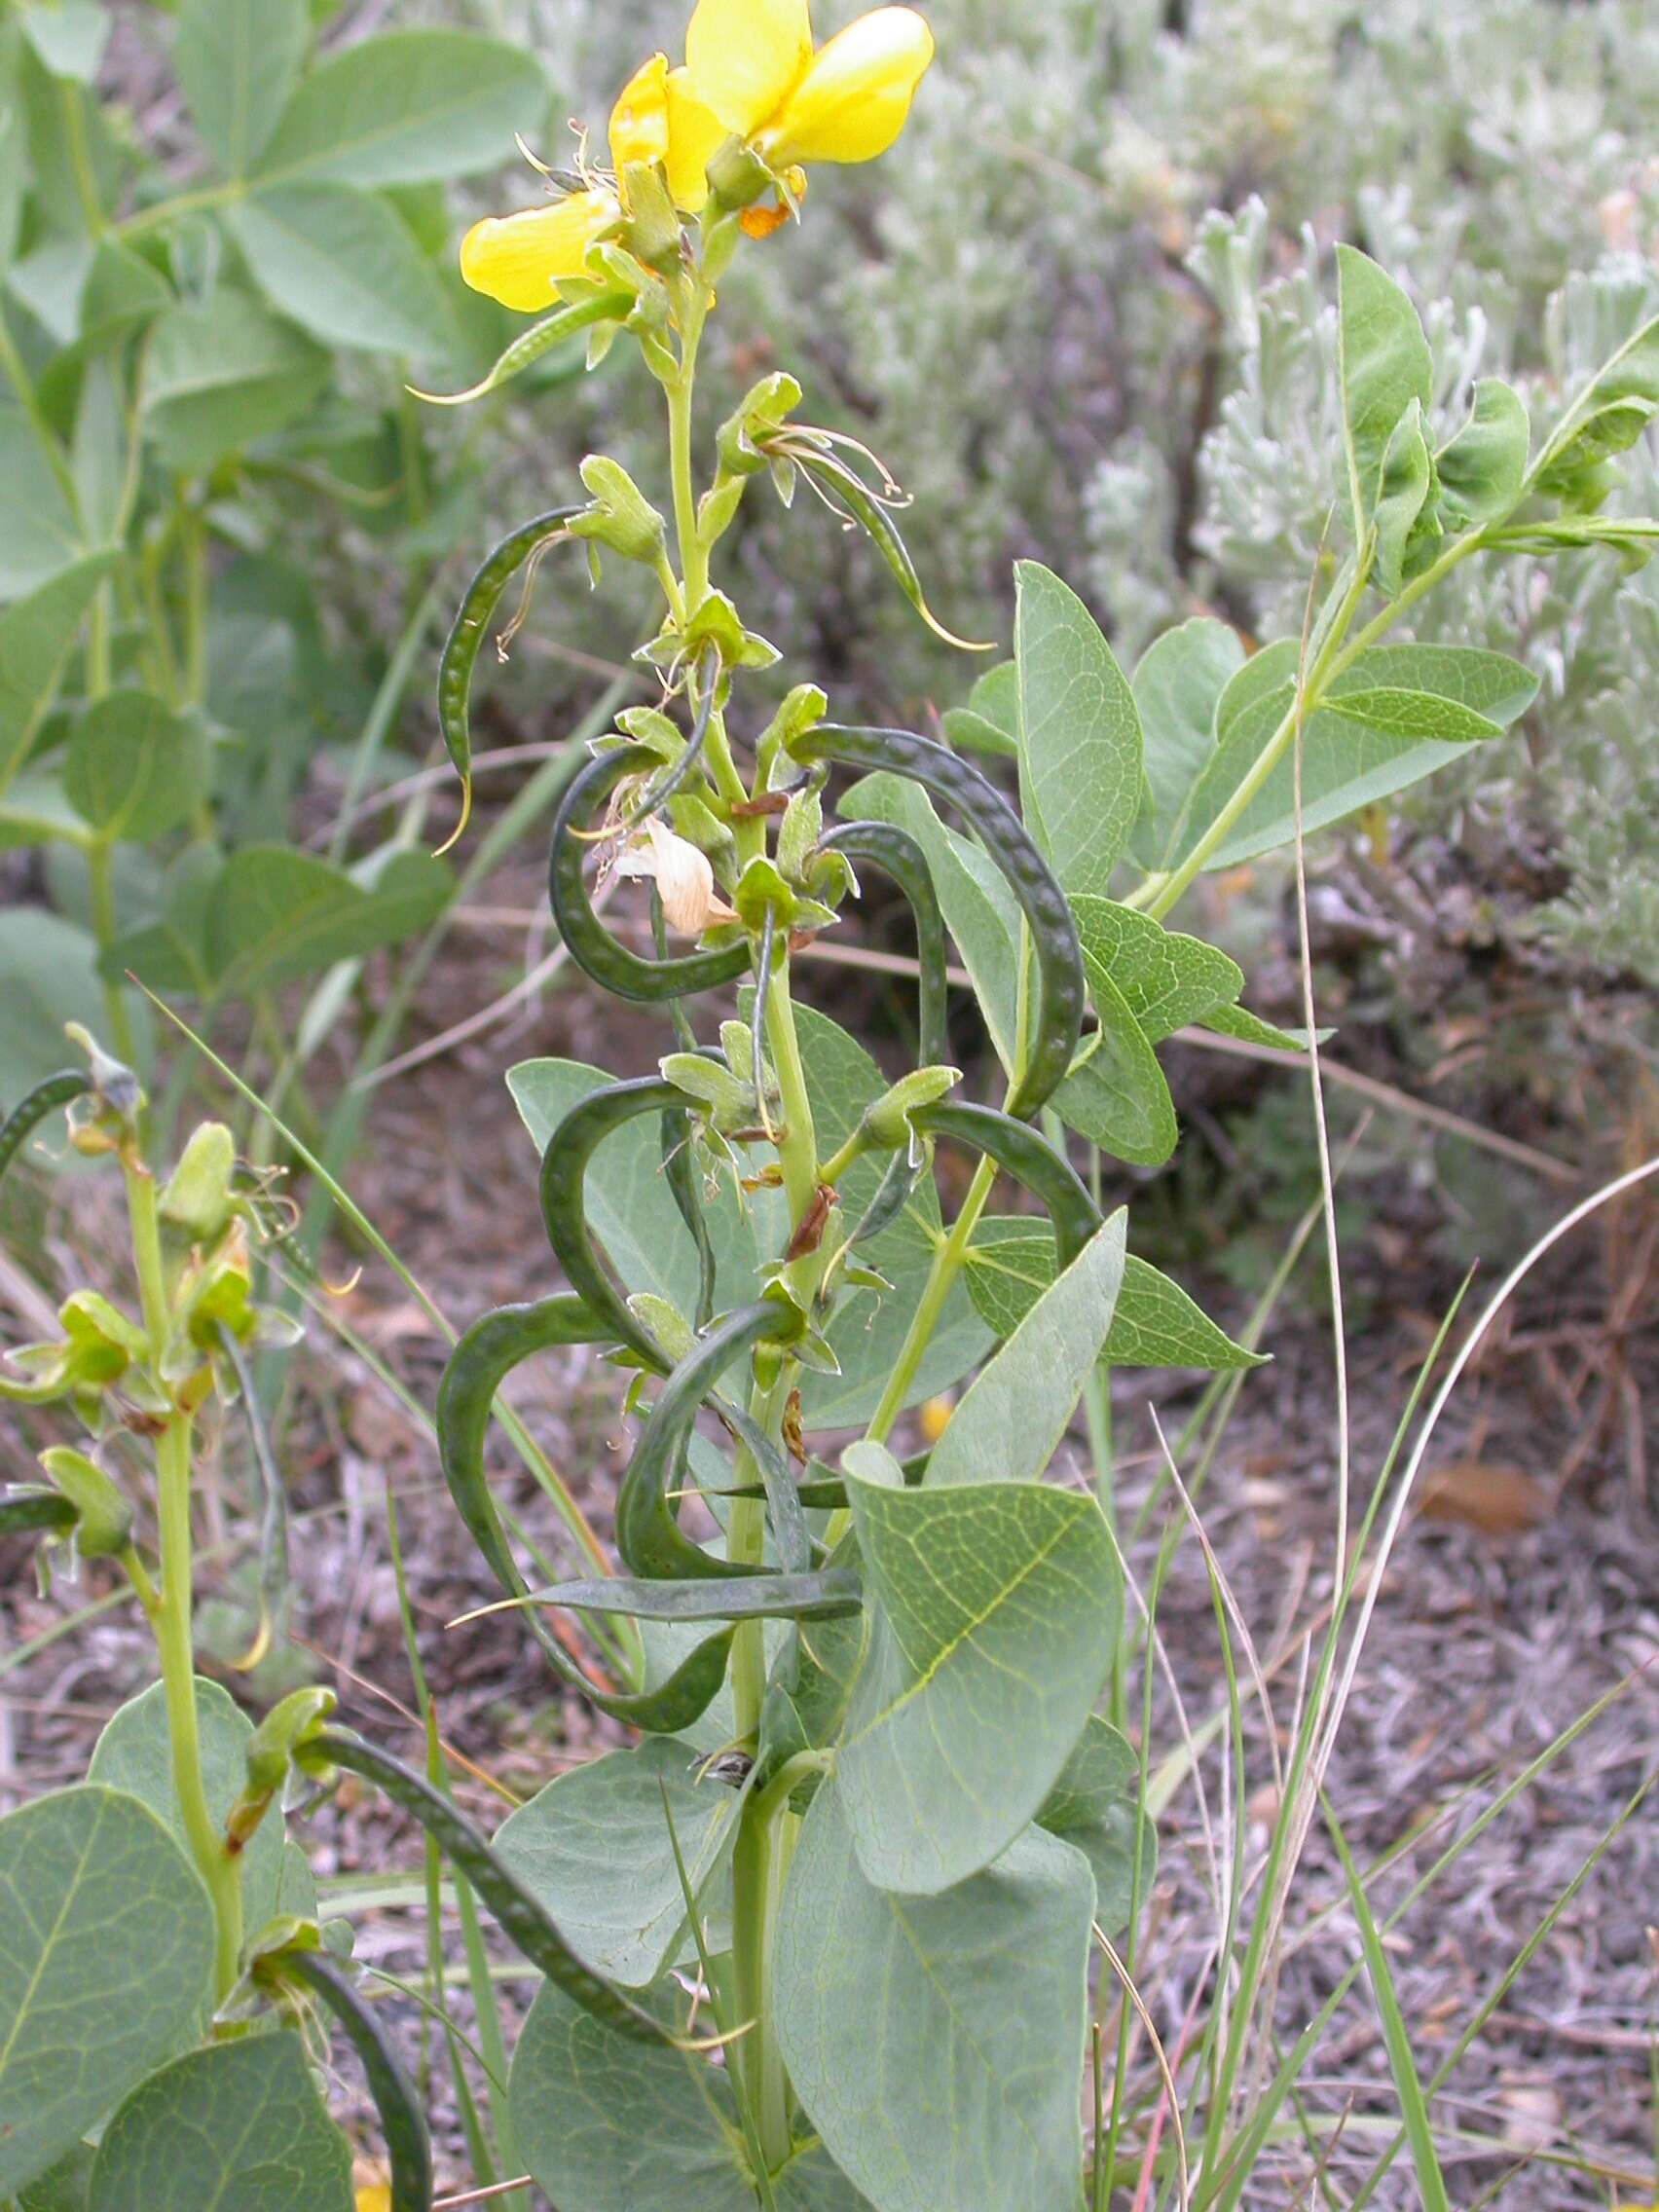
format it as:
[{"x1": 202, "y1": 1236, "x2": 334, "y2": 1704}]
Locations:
[{"x1": 4, "y1": 2, "x2": 1659, "y2": 2207}]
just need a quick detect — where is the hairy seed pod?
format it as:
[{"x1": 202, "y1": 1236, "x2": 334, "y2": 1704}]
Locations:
[
  {"x1": 0, "y1": 1071, "x2": 90, "y2": 1187},
  {"x1": 301, "y1": 1730, "x2": 669, "y2": 2045},
  {"x1": 820, "y1": 819, "x2": 950, "y2": 1067},
  {"x1": 437, "y1": 1296, "x2": 735, "y2": 1731},
  {"x1": 279, "y1": 1949, "x2": 433, "y2": 2212},
  {"x1": 911, "y1": 1099, "x2": 1103, "y2": 1269},
  {"x1": 437, "y1": 508, "x2": 579, "y2": 797},
  {"x1": 549, "y1": 745, "x2": 752, "y2": 1002},
  {"x1": 616, "y1": 1302, "x2": 801, "y2": 1583},
  {"x1": 796, "y1": 725, "x2": 1084, "y2": 1120},
  {"x1": 537, "y1": 1078, "x2": 698, "y2": 1372}
]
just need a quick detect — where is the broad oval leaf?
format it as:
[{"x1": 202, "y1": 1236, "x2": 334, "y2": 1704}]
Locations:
[
  {"x1": 88, "y1": 2033, "x2": 352, "y2": 2211},
  {"x1": 1438, "y1": 378, "x2": 1530, "y2": 528},
  {"x1": 1072, "y1": 893, "x2": 1242, "y2": 1043},
  {"x1": 1130, "y1": 614, "x2": 1243, "y2": 870},
  {"x1": 142, "y1": 292, "x2": 330, "y2": 472},
  {"x1": 1014, "y1": 560, "x2": 1143, "y2": 898},
  {"x1": 775, "y1": 1784, "x2": 1094, "y2": 2212},
  {"x1": 1337, "y1": 245, "x2": 1432, "y2": 533},
  {"x1": 1174, "y1": 641, "x2": 1535, "y2": 869},
  {"x1": 964, "y1": 1223, "x2": 1266, "y2": 1373},
  {"x1": 1037, "y1": 1714, "x2": 1158, "y2": 1938},
  {"x1": 925, "y1": 1213, "x2": 1125, "y2": 1489},
  {"x1": 228, "y1": 185, "x2": 454, "y2": 357},
  {"x1": 1051, "y1": 956, "x2": 1178, "y2": 1165},
  {"x1": 835, "y1": 1471, "x2": 1120, "y2": 1894},
  {"x1": 253, "y1": 31, "x2": 547, "y2": 190},
  {"x1": 495, "y1": 1738, "x2": 741, "y2": 1990},
  {"x1": 65, "y1": 690, "x2": 207, "y2": 842},
  {"x1": 201, "y1": 845, "x2": 450, "y2": 998},
  {"x1": 0, "y1": 1786, "x2": 214, "y2": 2194},
  {"x1": 508, "y1": 1976, "x2": 754, "y2": 2212},
  {"x1": 0, "y1": 552, "x2": 119, "y2": 789},
  {"x1": 88, "y1": 1677, "x2": 311, "y2": 1932},
  {"x1": 175, "y1": 0, "x2": 310, "y2": 178}
]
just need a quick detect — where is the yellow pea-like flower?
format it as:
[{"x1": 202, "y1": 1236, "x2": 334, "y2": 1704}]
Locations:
[
  {"x1": 609, "y1": 51, "x2": 728, "y2": 212},
  {"x1": 460, "y1": 188, "x2": 620, "y2": 313},
  {"x1": 685, "y1": 0, "x2": 934, "y2": 168}
]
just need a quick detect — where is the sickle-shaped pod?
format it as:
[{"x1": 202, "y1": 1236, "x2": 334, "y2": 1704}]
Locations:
[{"x1": 819, "y1": 818, "x2": 950, "y2": 1068}]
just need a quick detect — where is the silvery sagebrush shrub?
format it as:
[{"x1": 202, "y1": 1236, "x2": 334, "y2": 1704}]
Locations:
[{"x1": 4, "y1": 2, "x2": 1659, "y2": 2209}]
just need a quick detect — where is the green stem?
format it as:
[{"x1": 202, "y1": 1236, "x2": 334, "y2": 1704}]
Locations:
[
  {"x1": 126, "y1": 1162, "x2": 242, "y2": 2001},
  {"x1": 59, "y1": 80, "x2": 105, "y2": 237},
  {"x1": 864, "y1": 1149, "x2": 998, "y2": 1448},
  {"x1": 88, "y1": 838, "x2": 137, "y2": 1068},
  {"x1": 667, "y1": 283, "x2": 712, "y2": 609},
  {"x1": 764, "y1": 953, "x2": 819, "y2": 1231},
  {"x1": 731, "y1": 1794, "x2": 795, "y2": 2176},
  {"x1": 1130, "y1": 528, "x2": 1491, "y2": 921}
]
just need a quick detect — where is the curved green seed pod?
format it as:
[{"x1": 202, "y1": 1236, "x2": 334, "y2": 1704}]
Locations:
[
  {"x1": 660, "y1": 1110, "x2": 717, "y2": 1331},
  {"x1": 281, "y1": 1948, "x2": 433, "y2": 2212},
  {"x1": 538, "y1": 1077, "x2": 694, "y2": 1372},
  {"x1": 911, "y1": 1099, "x2": 1102, "y2": 1270},
  {"x1": 300, "y1": 1730, "x2": 670, "y2": 2046},
  {"x1": 797, "y1": 724, "x2": 1084, "y2": 1120},
  {"x1": 549, "y1": 745, "x2": 752, "y2": 1004},
  {"x1": 437, "y1": 1296, "x2": 734, "y2": 1732},
  {"x1": 484, "y1": 1567, "x2": 863, "y2": 1625},
  {"x1": 0, "y1": 1071, "x2": 89, "y2": 1186},
  {"x1": 413, "y1": 289, "x2": 632, "y2": 407},
  {"x1": 437, "y1": 506, "x2": 578, "y2": 812},
  {"x1": 821, "y1": 820, "x2": 949, "y2": 1067},
  {"x1": 616, "y1": 1302, "x2": 800, "y2": 1582},
  {"x1": 0, "y1": 1488, "x2": 77, "y2": 1539}
]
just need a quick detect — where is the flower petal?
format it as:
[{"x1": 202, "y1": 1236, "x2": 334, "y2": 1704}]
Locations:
[
  {"x1": 664, "y1": 66, "x2": 728, "y2": 211},
  {"x1": 609, "y1": 52, "x2": 672, "y2": 174},
  {"x1": 459, "y1": 191, "x2": 619, "y2": 313},
  {"x1": 684, "y1": 0, "x2": 813, "y2": 137},
  {"x1": 763, "y1": 5, "x2": 934, "y2": 166}
]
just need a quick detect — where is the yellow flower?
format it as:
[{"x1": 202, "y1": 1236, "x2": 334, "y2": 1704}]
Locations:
[
  {"x1": 354, "y1": 2190, "x2": 391, "y2": 2212},
  {"x1": 684, "y1": 0, "x2": 935, "y2": 168},
  {"x1": 609, "y1": 52, "x2": 727, "y2": 213},
  {"x1": 460, "y1": 188, "x2": 619, "y2": 313}
]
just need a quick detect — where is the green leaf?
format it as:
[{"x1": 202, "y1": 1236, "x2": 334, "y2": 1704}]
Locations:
[
  {"x1": 1200, "y1": 1000, "x2": 1320, "y2": 1053},
  {"x1": 0, "y1": 1786, "x2": 214, "y2": 2194},
  {"x1": 844, "y1": 770, "x2": 1022, "y2": 1075},
  {"x1": 143, "y1": 292, "x2": 330, "y2": 471},
  {"x1": 175, "y1": 0, "x2": 310, "y2": 177},
  {"x1": 775, "y1": 1785, "x2": 1094, "y2": 2212},
  {"x1": 1530, "y1": 311, "x2": 1659, "y2": 494},
  {"x1": 1130, "y1": 615, "x2": 1243, "y2": 870},
  {"x1": 0, "y1": 774, "x2": 91, "y2": 850},
  {"x1": 0, "y1": 553, "x2": 118, "y2": 790},
  {"x1": 88, "y1": 2033, "x2": 352, "y2": 2211},
  {"x1": 835, "y1": 1471, "x2": 1120, "y2": 1894},
  {"x1": 18, "y1": 2143, "x2": 93, "y2": 2211},
  {"x1": 0, "y1": 406, "x2": 85, "y2": 601},
  {"x1": 1071, "y1": 893, "x2": 1242, "y2": 1043},
  {"x1": 1437, "y1": 379, "x2": 1529, "y2": 528},
  {"x1": 509, "y1": 1977, "x2": 754, "y2": 2212},
  {"x1": 926, "y1": 1214, "x2": 1125, "y2": 1489},
  {"x1": 1373, "y1": 398, "x2": 1436, "y2": 598},
  {"x1": 18, "y1": 4, "x2": 108, "y2": 83},
  {"x1": 495, "y1": 1739, "x2": 741, "y2": 1990},
  {"x1": 965, "y1": 1224, "x2": 1266, "y2": 1373},
  {"x1": 227, "y1": 184, "x2": 454, "y2": 356},
  {"x1": 0, "y1": 909, "x2": 143, "y2": 1102},
  {"x1": 1051, "y1": 959, "x2": 1178, "y2": 1165},
  {"x1": 1036, "y1": 1714, "x2": 1156, "y2": 1937},
  {"x1": 202, "y1": 845, "x2": 450, "y2": 997},
  {"x1": 1336, "y1": 244, "x2": 1432, "y2": 535},
  {"x1": 940, "y1": 657, "x2": 1016, "y2": 758},
  {"x1": 1014, "y1": 560, "x2": 1143, "y2": 897},
  {"x1": 1175, "y1": 642, "x2": 1536, "y2": 869},
  {"x1": 254, "y1": 30, "x2": 547, "y2": 189},
  {"x1": 88, "y1": 1678, "x2": 303, "y2": 1931},
  {"x1": 64, "y1": 690, "x2": 207, "y2": 841}
]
